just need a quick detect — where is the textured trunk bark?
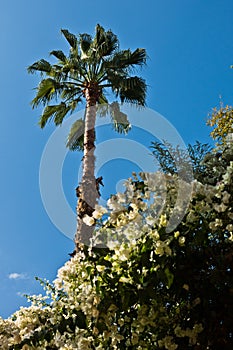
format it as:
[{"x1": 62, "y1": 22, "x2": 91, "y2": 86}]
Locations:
[{"x1": 75, "y1": 84, "x2": 99, "y2": 248}]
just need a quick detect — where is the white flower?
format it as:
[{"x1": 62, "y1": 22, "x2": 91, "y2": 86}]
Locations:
[
  {"x1": 228, "y1": 232, "x2": 233, "y2": 241},
  {"x1": 226, "y1": 224, "x2": 233, "y2": 232},
  {"x1": 118, "y1": 193, "x2": 127, "y2": 203},
  {"x1": 155, "y1": 239, "x2": 172, "y2": 256},
  {"x1": 209, "y1": 218, "x2": 223, "y2": 230},
  {"x1": 213, "y1": 203, "x2": 228, "y2": 212},
  {"x1": 92, "y1": 205, "x2": 107, "y2": 219},
  {"x1": 83, "y1": 215, "x2": 95, "y2": 226},
  {"x1": 96, "y1": 265, "x2": 105, "y2": 273}
]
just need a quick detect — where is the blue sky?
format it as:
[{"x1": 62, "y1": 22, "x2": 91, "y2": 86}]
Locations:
[{"x1": 1, "y1": 0, "x2": 233, "y2": 318}]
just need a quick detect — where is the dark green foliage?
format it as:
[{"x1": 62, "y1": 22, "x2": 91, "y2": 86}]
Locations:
[
  {"x1": 151, "y1": 140, "x2": 212, "y2": 181},
  {"x1": 66, "y1": 118, "x2": 85, "y2": 151}
]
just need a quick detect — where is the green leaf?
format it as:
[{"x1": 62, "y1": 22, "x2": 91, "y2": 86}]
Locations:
[
  {"x1": 39, "y1": 102, "x2": 70, "y2": 128},
  {"x1": 27, "y1": 59, "x2": 52, "y2": 75},
  {"x1": 119, "y1": 76, "x2": 147, "y2": 106},
  {"x1": 94, "y1": 24, "x2": 118, "y2": 57},
  {"x1": 165, "y1": 267, "x2": 174, "y2": 289},
  {"x1": 128, "y1": 48, "x2": 147, "y2": 66},
  {"x1": 66, "y1": 118, "x2": 85, "y2": 151},
  {"x1": 79, "y1": 33, "x2": 92, "y2": 56},
  {"x1": 50, "y1": 50, "x2": 67, "y2": 62},
  {"x1": 61, "y1": 29, "x2": 78, "y2": 50},
  {"x1": 98, "y1": 92, "x2": 109, "y2": 104},
  {"x1": 105, "y1": 48, "x2": 146, "y2": 69},
  {"x1": 110, "y1": 102, "x2": 131, "y2": 134},
  {"x1": 31, "y1": 78, "x2": 62, "y2": 107}
]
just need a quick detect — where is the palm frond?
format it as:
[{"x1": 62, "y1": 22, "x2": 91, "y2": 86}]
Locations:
[
  {"x1": 98, "y1": 92, "x2": 108, "y2": 104},
  {"x1": 61, "y1": 29, "x2": 78, "y2": 50},
  {"x1": 97, "y1": 104, "x2": 109, "y2": 117},
  {"x1": 68, "y1": 98, "x2": 82, "y2": 111},
  {"x1": 60, "y1": 84, "x2": 82, "y2": 100},
  {"x1": 79, "y1": 33, "x2": 92, "y2": 57},
  {"x1": 104, "y1": 48, "x2": 147, "y2": 70},
  {"x1": 105, "y1": 69, "x2": 127, "y2": 88},
  {"x1": 110, "y1": 102, "x2": 131, "y2": 134},
  {"x1": 97, "y1": 102, "x2": 130, "y2": 133},
  {"x1": 126, "y1": 48, "x2": 147, "y2": 66},
  {"x1": 94, "y1": 24, "x2": 105, "y2": 48},
  {"x1": 62, "y1": 57, "x2": 87, "y2": 79},
  {"x1": 94, "y1": 24, "x2": 118, "y2": 57},
  {"x1": 66, "y1": 118, "x2": 85, "y2": 151},
  {"x1": 39, "y1": 102, "x2": 71, "y2": 128},
  {"x1": 27, "y1": 59, "x2": 52, "y2": 75},
  {"x1": 50, "y1": 50, "x2": 67, "y2": 62},
  {"x1": 31, "y1": 78, "x2": 62, "y2": 107},
  {"x1": 119, "y1": 76, "x2": 147, "y2": 106},
  {"x1": 104, "y1": 30, "x2": 119, "y2": 55}
]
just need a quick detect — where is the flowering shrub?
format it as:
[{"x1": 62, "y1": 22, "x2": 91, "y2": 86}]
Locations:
[{"x1": 1, "y1": 143, "x2": 233, "y2": 349}]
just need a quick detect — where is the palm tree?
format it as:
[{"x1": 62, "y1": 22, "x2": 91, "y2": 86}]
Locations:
[{"x1": 28, "y1": 24, "x2": 147, "y2": 249}]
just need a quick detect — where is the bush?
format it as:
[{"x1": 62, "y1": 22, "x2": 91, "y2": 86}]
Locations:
[{"x1": 1, "y1": 143, "x2": 233, "y2": 349}]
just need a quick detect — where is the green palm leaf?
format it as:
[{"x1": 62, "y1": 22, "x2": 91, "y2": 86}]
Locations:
[
  {"x1": 94, "y1": 25, "x2": 118, "y2": 58},
  {"x1": 110, "y1": 102, "x2": 131, "y2": 134},
  {"x1": 39, "y1": 102, "x2": 71, "y2": 128},
  {"x1": 60, "y1": 85, "x2": 83, "y2": 101},
  {"x1": 66, "y1": 118, "x2": 85, "y2": 151},
  {"x1": 94, "y1": 24, "x2": 106, "y2": 49},
  {"x1": 126, "y1": 48, "x2": 147, "y2": 67},
  {"x1": 50, "y1": 50, "x2": 67, "y2": 62},
  {"x1": 27, "y1": 59, "x2": 52, "y2": 75},
  {"x1": 31, "y1": 78, "x2": 62, "y2": 107},
  {"x1": 104, "y1": 48, "x2": 146, "y2": 70},
  {"x1": 61, "y1": 29, "x2": 78, "y2": 50},
  {"x1": 79, "y1": 34, "x2": 92, "y2": 57},
  {"x1": 98, "y1": 92, "x2": 108, "y2": 104},
  {"x1": 119, "y1": 77, "x2": 147, "y2": 106},
  {"x1": 97, "y1": 102, "x2": 131, "y2": 134}
]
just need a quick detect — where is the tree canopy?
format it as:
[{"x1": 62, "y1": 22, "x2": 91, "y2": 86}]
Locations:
[{"x1": 28, "y1": 24, "x2": 147, "y2": 131}]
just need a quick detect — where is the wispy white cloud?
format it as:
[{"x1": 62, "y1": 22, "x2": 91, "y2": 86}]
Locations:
[{"x1": 8, "y1": 273, "x2": 27, "y2": 280}]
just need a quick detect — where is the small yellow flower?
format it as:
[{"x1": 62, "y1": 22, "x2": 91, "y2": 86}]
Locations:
[
  {"x1": 159, "y1": 214, "x2": 167, "y2": 227},
  {"x1": 119, "y1": 276, "x2": 132, "y2": 283},
  {"x1": 178, "y1": 236, "x2": 185, "y2": 245}
]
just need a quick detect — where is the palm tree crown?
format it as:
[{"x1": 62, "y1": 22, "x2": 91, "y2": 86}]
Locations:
[{"x1": 28, "y1": 24, "x2": 147, "y2": 127}]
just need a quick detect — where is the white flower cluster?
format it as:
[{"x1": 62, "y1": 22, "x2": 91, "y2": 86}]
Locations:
[{"x1": 1, "y1": 161, "x2": 233, "y2": 348}]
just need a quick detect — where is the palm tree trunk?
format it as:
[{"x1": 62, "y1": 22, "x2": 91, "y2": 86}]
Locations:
[{"x1": 75, "y1": 84, "x2": 100, "y2": 248}]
